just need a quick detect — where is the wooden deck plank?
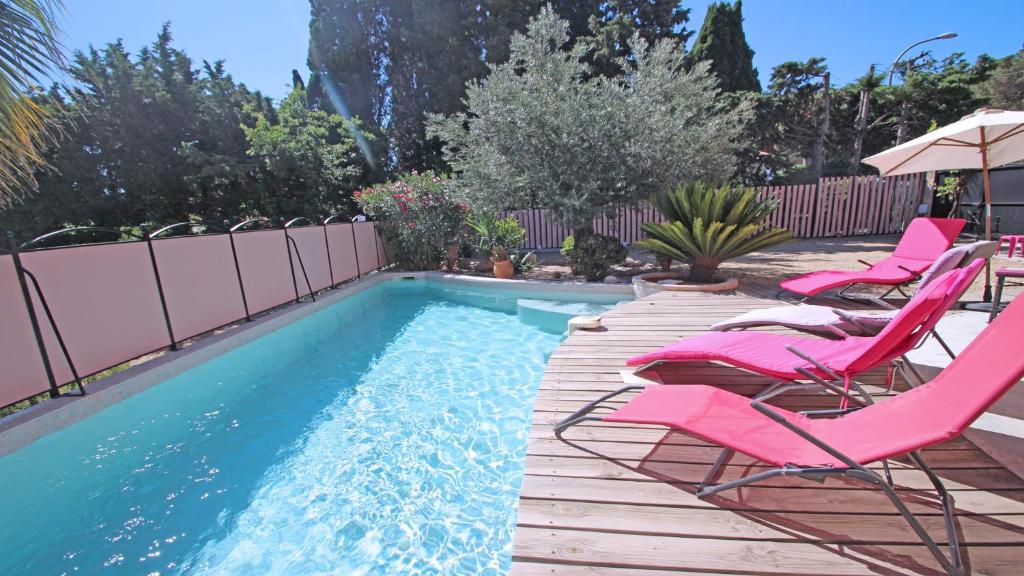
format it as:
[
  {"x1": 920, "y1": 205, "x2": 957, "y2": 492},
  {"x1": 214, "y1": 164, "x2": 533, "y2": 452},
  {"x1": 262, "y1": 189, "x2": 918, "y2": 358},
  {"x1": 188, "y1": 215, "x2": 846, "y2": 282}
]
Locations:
[{"x1": 512, "y1": 288, "x2": 1024, "y2": 575}]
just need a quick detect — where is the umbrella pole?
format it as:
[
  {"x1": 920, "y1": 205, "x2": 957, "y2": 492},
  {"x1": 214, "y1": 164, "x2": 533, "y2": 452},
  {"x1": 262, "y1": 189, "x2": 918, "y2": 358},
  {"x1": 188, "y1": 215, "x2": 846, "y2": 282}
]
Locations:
[{"x1": 981, "y1": 128, "x2": 993, "y2": 302}]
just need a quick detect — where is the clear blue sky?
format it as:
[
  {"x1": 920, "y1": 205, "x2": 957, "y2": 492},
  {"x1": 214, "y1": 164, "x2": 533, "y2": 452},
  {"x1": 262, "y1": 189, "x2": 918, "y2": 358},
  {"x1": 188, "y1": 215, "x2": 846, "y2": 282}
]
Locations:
[{"x1": 59, "y1": 0, "x2": 1024, "y2": 101}]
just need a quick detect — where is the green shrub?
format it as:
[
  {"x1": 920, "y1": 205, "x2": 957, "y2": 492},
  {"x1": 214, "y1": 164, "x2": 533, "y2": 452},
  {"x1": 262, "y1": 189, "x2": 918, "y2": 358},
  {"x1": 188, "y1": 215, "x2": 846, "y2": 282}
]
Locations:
[
  {"x1": 355, "y1": 171, "x2": 467, "y2": 270},
  {"x1": 561, "y1": 233, "x2": 627, "y2": 281}
]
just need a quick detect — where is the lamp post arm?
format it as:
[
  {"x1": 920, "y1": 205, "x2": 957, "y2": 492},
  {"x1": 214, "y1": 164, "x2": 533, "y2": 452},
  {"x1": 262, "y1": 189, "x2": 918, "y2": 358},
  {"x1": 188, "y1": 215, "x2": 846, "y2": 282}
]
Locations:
[{"x1": 887, "y1": 33, "x2": 957, "y2": 85}]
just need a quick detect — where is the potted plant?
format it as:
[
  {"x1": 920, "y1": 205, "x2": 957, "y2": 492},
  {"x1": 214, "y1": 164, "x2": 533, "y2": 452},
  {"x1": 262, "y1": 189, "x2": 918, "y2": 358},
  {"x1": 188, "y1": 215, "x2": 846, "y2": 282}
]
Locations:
[
  {"x1": 468, "y1": 214, "x2": 525, "y2": 279},
  {"x1": 466, "y1": 212, "x2": 498, "y2": 272},
  {"x1": 490, "y1": 216, "x2": 526, "y2": 279},
  {"x1": 491, "y1": 245, "x2": 514, "y2": 279}
]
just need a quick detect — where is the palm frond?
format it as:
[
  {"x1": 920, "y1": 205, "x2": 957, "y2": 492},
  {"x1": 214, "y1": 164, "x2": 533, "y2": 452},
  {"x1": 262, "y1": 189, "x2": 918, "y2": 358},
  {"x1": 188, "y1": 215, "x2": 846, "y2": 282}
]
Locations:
[{"x1": 0, "y1": 0, "x2": 66, "y2": 208}]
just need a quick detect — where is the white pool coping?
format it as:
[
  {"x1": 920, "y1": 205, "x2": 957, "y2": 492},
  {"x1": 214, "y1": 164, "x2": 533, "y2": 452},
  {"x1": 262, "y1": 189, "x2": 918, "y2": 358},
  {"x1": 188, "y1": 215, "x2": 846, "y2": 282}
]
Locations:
[{"x1": 0, "y1": 272, "x2": 633, "y2": 456}]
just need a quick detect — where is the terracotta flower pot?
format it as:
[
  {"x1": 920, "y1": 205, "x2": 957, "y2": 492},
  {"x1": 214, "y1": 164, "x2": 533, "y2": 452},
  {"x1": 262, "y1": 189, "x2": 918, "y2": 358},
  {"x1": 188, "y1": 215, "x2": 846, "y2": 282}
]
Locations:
[{"x1": 492, "y1": 258, "x2": 514, "y2": 279}]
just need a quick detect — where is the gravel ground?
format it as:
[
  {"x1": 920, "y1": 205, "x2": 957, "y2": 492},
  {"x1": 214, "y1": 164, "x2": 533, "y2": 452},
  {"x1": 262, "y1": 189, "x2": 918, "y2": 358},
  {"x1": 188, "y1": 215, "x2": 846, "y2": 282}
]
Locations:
[{"x1": 452, "y1": 234, "x2": 1023, "y2": 303}]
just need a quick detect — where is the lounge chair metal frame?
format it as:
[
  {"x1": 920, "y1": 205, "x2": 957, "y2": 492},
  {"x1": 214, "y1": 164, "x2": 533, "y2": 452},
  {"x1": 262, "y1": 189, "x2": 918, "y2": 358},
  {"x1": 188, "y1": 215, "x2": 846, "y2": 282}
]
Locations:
[
  {"x1": 553, "y1": 384, "x2": 964, "y2": 576},
  {"x1": 777, "y1": 261, "x2": 923, "y2": 303},
  {"x1": 629, "y1": 336, "x2": 917, "y2": 408},
  {"x1": 776, "y1": 218, "x2": 966, "y2": 300}
]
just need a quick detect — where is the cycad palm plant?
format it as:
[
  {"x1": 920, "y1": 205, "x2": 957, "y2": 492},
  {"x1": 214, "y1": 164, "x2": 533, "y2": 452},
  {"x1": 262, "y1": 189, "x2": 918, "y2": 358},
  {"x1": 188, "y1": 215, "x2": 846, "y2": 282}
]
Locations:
[
  {"x1": 0, "y1": 0, "x2": 66, "y2": 207},
  {"x1": 637, "y1": 182, "x2": 792, "y2": 282}
]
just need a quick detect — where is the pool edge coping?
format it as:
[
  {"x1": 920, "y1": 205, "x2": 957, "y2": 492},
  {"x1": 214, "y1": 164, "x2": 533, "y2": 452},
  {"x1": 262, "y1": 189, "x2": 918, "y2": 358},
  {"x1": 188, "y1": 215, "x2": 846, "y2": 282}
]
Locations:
[{"x1": 0, "y1": 272, "x2": 632, "y2": 456}]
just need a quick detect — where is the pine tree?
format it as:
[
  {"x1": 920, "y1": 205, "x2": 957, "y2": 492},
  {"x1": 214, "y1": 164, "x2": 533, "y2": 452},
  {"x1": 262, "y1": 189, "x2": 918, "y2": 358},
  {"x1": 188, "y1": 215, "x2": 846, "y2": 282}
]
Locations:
[{"x1": 688, "y1": 0, "x2": 760, "y2": 92}]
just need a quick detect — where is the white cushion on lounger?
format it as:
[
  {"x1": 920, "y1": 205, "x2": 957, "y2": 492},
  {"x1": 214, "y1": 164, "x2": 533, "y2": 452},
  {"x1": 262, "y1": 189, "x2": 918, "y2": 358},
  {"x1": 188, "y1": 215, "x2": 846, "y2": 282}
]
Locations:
[
  {"x1": 712, "y1": 242, "x2": 995, "y2": 336},
  {"x1": 710, "y1": 304, "x2": 897, "y2": 336}
]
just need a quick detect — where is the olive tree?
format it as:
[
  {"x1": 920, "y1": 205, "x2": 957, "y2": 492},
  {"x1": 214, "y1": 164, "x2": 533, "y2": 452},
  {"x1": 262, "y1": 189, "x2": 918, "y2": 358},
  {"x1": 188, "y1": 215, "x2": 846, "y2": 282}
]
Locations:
[{"x1": 427, "y1": 5, "x2": 750, "y2": 234}]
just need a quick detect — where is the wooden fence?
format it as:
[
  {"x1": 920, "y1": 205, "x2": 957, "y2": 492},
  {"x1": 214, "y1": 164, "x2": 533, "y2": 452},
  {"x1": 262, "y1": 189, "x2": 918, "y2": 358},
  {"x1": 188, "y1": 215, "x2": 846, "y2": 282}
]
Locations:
[{"x1": 502, "y1": 174, "x2": 924, "y2": 249}]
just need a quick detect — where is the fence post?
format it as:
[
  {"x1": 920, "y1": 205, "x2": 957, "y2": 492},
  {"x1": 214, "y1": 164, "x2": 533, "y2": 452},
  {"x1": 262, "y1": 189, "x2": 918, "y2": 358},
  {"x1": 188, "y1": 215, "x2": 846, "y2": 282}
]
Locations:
[
  {"x1": 322, "y1": 221, "x2": 336, "y2": 287},
  {"x1": 372, "y1": 223, "x2": 384, "y2": 269},
  {"x1": 143, "y1": 227, "x2": 178, "y2": 351},
  {"x1": 282, "y1": 221, "x2": 302, "y2": 303},
  {"x1": 350, "y1": 222, "x2": 362, "y2": 279},
  {"x1": 377, "y1": 224, "x2": 391, "y2": 267},
  {"x1": 225, "y1": 222, "x2": 252, "y2": 322},
  {"x1": 6, "y1": 231, "x2": 61, "y2": 398}
]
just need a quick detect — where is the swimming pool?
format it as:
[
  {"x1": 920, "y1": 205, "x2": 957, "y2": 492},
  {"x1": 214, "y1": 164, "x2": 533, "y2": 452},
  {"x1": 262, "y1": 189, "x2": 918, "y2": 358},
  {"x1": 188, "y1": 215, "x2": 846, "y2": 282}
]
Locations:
[{"x1": 0, "y1": 278, "x2": 628, "y2": 575}]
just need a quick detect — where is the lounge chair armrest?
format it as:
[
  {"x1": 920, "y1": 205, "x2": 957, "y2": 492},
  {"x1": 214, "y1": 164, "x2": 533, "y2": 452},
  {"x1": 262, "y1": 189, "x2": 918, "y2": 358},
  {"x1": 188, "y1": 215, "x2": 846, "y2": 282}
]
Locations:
[
  {"x1": 794, "y1": 366, "x2": 870, "y2": 407},
  {"x1": 831, "y1": 308, "x2": 870, "y2": 332},
  {"x1": 750, "y1": 400, "x2": 861, "y2": 469},
  {"x1": 823, "y1": 323, "x2": 853, "y2": 339},
  {"x1": 785, "y1": 345, "x2": 842, "y2": 382},
  {"x1": 897, "y1": 265, "x2": 923, "y2": 280},
  {"x1": 866, "y1": 296, "x2": 899, "y2": 310},
  {"x1": 754, "y1": 382, "x2": 819, "y2": 402}
]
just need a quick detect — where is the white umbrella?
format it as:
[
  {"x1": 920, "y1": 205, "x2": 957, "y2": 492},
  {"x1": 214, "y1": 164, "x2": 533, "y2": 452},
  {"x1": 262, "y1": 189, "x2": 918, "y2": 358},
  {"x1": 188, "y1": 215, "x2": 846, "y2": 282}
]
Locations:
[{"x1": 862, "y1": 108, "x2": 1024, "y2": 300}]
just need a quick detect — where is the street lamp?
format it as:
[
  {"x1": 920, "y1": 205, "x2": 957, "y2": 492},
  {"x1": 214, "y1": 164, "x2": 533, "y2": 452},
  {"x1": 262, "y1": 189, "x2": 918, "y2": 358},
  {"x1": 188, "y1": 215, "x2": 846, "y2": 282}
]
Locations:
[{"x1": 887, "y1": 32, "x2": 958, "y2": 85}]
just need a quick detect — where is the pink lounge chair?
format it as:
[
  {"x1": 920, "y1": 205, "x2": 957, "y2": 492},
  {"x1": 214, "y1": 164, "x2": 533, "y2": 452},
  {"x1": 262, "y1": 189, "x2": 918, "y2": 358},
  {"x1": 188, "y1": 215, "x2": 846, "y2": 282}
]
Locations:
[
  {"x1": 712, "y1": 242, "x2": 996, "y2": 356},
  {"x1": 627, "y1": 262, "x2": 982, "y2": 405},
  {"x1": 555, "y1": 293, "x2": 1024, "y2": 575},
  {"x1": 778, "y1": 217, "x2": 965, "y2": 299}
]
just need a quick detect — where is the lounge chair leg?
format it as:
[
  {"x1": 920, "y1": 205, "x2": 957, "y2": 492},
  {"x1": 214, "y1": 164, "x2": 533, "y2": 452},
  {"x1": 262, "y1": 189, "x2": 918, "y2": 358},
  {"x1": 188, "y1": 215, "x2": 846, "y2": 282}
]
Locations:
[
  {"x1": 881, "y1": 460, "x2": 894, "y2": 486},
  {"x1": 908, "y1": 451, "x2": 963, "y2": 574},
  {"x1": 893, "y1": 361, "x2": 918, "y2": 389},
  {"x1": 847, "y1": 379, "x2": 876, "y2": 405},
  {"x1": 697, "y1": 465, "x2": 847, "y2": 498},
  {"x1": 553, "y1": 385, "x2": 646, "y2": 440},
  {"x1": 699, "y1": 448, "x2": 735, "y2": 489},
  {"x1": 863, "y1": 456, "x2": 963, "y2": 575},
  {"x1": 930, "y1": 329, "x2": 957, "y2": 360},
  {"x1": 901, "y1": 354, "x2": 928, "y2": 387},
  {"x1": 696, "y1": 468, "x2": 788, "y2": 498}
]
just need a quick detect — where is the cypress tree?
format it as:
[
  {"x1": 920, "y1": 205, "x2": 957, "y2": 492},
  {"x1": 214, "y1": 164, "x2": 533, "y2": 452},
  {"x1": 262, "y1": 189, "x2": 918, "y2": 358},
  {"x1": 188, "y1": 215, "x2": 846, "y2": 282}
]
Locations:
[{"x1": 688, "y1": 0, "x2": 760, "y2": 92}]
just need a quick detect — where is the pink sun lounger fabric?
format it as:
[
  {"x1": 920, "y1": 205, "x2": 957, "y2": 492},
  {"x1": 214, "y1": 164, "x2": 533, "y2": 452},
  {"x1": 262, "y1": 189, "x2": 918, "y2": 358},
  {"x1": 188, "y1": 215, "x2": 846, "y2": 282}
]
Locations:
[
  {"x1": 778, "y1": 217, "x2": 965, "y2": 297},
  {"x1": 713, "y1": 241, "x2": 994, "y2": 336},
  {"x1": 605, "y1": 291, "x2": 1024, "y2": 468},
  {"x1": 626, "y1": 262, "x2": 982, "y2": 382}
]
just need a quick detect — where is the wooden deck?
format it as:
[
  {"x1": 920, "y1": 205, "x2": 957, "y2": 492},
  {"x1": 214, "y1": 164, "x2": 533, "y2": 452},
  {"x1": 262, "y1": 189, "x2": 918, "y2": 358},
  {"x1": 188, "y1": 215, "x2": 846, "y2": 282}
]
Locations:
[{"x1": 512, "y1": 287, "x2": 1024, "y2": 575}]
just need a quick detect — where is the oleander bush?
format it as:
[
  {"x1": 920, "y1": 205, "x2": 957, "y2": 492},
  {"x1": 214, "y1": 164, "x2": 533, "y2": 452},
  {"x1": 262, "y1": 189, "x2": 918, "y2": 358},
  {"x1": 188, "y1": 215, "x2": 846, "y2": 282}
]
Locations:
[{"x1": 355, "y1": 171, "x2": 467, "y2": 270}]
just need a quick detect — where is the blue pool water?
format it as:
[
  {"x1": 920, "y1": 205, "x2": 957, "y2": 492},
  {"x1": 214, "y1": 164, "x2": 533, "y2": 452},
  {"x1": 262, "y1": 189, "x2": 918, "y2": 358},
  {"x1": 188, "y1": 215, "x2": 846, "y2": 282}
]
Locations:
[{"x1": 0, "y1": 279, "x2": 627, "y2": 575}]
